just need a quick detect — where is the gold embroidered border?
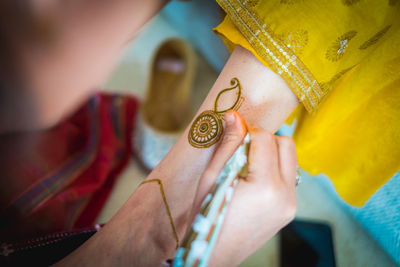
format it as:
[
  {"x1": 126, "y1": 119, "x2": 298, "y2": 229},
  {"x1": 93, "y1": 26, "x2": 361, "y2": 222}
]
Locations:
[{"x1": 217, "y1": 0, "x2": 324, "y2": 114}]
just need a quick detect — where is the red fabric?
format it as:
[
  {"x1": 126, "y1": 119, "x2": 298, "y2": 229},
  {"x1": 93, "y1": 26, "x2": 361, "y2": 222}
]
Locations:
[{"x1": 0, "y1": 93, "x2": 138, "y2": 241}]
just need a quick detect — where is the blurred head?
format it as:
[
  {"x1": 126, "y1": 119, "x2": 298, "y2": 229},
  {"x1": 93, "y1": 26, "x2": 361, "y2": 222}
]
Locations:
[{"x1": 0, "y1": 1, "x2": 51, "y2": 133}]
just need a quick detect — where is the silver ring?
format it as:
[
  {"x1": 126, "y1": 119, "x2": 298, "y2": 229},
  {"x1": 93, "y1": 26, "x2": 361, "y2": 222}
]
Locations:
[{"x1": 296, "y1": 168, "x2": 302, "y2": 186}]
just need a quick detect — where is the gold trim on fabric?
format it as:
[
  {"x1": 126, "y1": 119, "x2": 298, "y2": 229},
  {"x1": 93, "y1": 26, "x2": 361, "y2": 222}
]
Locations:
[
  {"x1": 277, "y1": 29, "x2": 309, "y2": 56},
  {"x1": 217, "y1": 0, "x2": 323, "y2": 113}
]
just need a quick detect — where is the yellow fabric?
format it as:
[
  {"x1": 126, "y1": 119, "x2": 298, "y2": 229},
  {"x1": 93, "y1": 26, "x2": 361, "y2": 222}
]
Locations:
[{"x1": 214, "y1": 0, "x2": 400, "y2": 206}]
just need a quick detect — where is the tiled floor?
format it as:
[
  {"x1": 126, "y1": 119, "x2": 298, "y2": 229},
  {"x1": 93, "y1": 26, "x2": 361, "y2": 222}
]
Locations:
[{"x1": 98, "y1": 14, "x2": 397, "y2": 267}]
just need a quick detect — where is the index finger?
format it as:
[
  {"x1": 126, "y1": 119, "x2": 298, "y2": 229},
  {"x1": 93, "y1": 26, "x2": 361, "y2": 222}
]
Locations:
[{"x1": 247, "y1": 127, "x2": 280, "y2": 183}]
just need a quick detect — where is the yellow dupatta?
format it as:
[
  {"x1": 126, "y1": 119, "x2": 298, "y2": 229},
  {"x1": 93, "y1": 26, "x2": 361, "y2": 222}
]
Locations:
[{"x1": 214, "y1": 0, "x2": 400, "y2": 206}]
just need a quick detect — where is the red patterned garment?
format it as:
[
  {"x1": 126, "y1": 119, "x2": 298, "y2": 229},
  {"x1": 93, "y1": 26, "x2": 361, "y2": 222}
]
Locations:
[{"x1": 0, "y1": 93, "x2": 138, "y2": 242}]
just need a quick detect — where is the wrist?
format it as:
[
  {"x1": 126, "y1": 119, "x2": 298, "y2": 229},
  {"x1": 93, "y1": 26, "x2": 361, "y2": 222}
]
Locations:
[{"x1": 217, "y1": 46, "x2": 299, "y2": 132}]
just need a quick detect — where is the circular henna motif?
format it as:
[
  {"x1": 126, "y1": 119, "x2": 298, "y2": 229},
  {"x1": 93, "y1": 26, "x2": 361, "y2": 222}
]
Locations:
[{"x1": 188, "y1": 110, "x2": 223, "y2": 148}]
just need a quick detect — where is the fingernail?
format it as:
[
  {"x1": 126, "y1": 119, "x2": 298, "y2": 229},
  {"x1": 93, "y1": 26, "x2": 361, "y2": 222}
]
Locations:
[{"x1": 225, "y1": 111, "x2": 235, "y2": 126}]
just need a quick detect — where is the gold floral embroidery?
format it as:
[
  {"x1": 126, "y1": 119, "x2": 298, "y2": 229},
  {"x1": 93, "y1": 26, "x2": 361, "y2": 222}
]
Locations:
[
  {"x1": 326, "y1": 31, "x2": 357, "y2": 62},
  {"x1": 218, "y1": 0, "x2": 322, "y2": 114},
  {"x1": 320, "y1": 66, "x2": 355, "y2": 93},
  {"x1": 359, "y1": 25, "x2": 392, "y2": 50},
  {"x1": 277, "y1": 29, "x2": 309, "y2": 56},
  {"x1": 342, "y1": 0, "x2": 361, "y2": 6}
]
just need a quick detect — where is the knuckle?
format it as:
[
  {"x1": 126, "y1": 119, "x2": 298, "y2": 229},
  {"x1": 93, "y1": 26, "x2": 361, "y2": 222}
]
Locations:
[
  {"x1": 279, "y1": 135, "x2": 295, "y2": 147},
  {"x1": 278, "y1": 136, "x2": 296, "y2": 153},
  {"x1": 253, "y1": 130, "x2": 274, "y2": 144},
  {"x1": 222, "y1": 131, "x2": 242, "y2": 145}
]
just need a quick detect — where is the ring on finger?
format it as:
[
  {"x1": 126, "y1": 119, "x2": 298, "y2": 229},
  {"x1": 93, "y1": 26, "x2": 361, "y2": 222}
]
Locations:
[{"x1": 296, "y1": 167, "x2": 302, "y2": 186}]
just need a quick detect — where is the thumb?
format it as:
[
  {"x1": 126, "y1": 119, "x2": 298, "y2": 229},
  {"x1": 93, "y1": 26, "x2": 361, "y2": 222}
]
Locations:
[
  {"x1": 206, "y1": 110, "x2": 247, "y2": 176},
  {"x1": 193, "y1": 110, "x2": 247, "y2": 209}
]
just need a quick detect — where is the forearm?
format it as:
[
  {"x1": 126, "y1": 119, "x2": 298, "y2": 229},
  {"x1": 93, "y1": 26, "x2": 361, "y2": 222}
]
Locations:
[
  {"x1": 121, "y1": 46, "x2": 298, "y2": 257},
  {"x1": 55, "y1": 182, "x2": 171, "y2": 267},
  {"x1": 148, "y1": 45, "x2": 299, "y2": 236},
  {"x1": 56, "y1": 46, "x2": 299, "y2": 266}
]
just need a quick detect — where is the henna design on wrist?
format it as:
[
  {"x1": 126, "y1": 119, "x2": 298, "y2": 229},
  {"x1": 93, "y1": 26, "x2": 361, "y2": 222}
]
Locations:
[
  {"x1": 140, "y1": 179, "x2": 179, "y2": 249},
  {"x1": 188, "y1": 78, "x2": 244, "y2": 148}
]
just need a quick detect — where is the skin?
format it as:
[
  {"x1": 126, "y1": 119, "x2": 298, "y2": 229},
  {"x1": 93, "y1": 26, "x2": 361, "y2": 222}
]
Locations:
[
  {"x1": 56, "y1": 44, "x2": 300, "y2": 265},
  {"x1": 56, "y1": 111, "x2": 297, "y2": 267},
  {"x1": 202, "y1": 111, "x2": 297, "y2": 266},
  {"x1": 0, "y1": 1, "x2": 300, "y2": 266}
]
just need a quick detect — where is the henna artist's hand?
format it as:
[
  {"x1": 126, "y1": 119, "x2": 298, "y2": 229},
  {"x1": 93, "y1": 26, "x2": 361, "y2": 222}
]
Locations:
[{"x1": 191, "y1": 110, "x2": 298, "y2": 267}]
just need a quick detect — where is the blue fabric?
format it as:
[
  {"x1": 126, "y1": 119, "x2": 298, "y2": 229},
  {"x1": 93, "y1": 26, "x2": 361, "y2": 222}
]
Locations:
[
  {"x1": 313, "y1": 171, "x2": 400, "y2": 265},
  {"x1": 162, "y1": 0, "x2": 229, "y2": 72},
  {"x1": 278, "y1": 124, "x2": 400, "y2": 264},
  {"x1": 344, "y1": 171, "x2": 400, "y2": 265},
  {"x1": 314, "y1": 170, "x2": 400, "y2": 265}
]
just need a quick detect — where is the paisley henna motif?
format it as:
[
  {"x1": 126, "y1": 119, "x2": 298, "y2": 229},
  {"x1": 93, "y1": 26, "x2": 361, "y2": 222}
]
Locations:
[{"x1": 188, "y1": 78, "x2": 244, "y2": 148}]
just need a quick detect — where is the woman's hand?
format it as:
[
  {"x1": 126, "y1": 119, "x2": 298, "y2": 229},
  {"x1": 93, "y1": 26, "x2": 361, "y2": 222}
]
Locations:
[{"x1": 190, "y1": 110, "x2": 298, "y2": 266}]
